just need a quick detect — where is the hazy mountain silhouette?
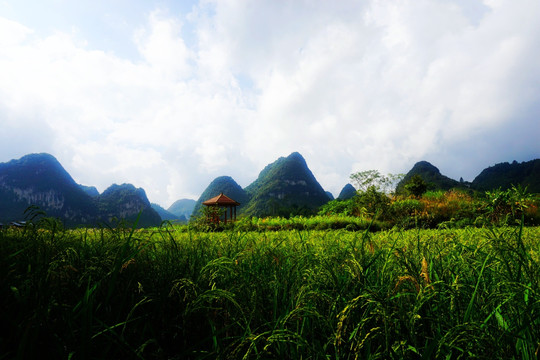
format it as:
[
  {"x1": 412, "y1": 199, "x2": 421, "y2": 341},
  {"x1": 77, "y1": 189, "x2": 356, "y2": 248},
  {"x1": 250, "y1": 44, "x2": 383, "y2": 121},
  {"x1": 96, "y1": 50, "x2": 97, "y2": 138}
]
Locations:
[
  {"x1": 337, "y1": 184, "x2": 357, "y2": 200},
  {"x1": 79, "y1": 184, "x2": 99, "y2": 197},
  {"x1": 151, "y1": 203, "x2": 187, "y2": 223},
  {"x1": 168, "y1": 199, "x2": 196, "y2": 220}
]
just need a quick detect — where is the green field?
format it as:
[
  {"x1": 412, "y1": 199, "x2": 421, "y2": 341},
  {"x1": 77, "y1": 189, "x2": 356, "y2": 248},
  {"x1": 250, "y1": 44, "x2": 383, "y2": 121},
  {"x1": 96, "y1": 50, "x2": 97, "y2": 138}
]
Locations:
[{"x1": 1, "y1": 221, "x2": 539, "y2": 359}]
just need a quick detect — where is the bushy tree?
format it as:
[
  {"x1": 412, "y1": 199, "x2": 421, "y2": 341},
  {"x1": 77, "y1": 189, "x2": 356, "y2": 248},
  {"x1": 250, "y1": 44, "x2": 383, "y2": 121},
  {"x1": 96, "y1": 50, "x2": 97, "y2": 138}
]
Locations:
[
  {"x1": 318, "y1": 198, "x2": 357, "y2": 216},
  {"x1": 355, "y1": 185, "x2": 391, "y2": 217},
  {"x1": 404, "y1": 174, "x2": 428, "y2": 197},
  {"x1": 482, "y1": 185, "x2": 534, "y2": 225}
]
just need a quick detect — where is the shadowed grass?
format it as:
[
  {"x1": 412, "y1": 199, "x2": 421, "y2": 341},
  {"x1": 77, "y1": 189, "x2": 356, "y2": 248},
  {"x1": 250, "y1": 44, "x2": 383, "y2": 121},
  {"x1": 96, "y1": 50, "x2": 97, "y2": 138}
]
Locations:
[{"x1": 0, "y1": 220, "x2": 538, "y2": 359}]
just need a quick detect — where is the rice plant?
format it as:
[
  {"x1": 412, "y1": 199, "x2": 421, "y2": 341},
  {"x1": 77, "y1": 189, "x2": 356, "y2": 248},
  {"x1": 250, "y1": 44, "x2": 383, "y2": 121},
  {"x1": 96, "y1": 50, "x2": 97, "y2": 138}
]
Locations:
[{"x1": 1, "y1": 219, "x2": 538, "y2": 359}]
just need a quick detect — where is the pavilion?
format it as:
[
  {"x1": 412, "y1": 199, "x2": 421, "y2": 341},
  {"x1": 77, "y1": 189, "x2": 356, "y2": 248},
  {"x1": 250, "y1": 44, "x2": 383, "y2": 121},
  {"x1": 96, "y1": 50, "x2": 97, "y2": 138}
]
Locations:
[{"x1": 202, "y1": 193, "x2": 240, "y2": 224}]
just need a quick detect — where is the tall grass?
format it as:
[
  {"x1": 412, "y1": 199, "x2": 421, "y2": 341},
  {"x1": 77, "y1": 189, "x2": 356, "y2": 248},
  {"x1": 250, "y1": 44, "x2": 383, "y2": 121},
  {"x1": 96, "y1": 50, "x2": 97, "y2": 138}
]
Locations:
[{"x1": 1, "y1": 221, "x2": 539, "y2": 359}]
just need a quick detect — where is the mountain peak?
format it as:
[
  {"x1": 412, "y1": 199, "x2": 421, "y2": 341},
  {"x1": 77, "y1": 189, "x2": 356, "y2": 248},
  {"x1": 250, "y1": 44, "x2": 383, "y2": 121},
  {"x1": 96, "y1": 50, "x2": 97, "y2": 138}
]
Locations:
[
  {"x1": 397, "y1": 160, "x2": 460, "y2": 193},
  {"x1": 1, "y1": 153, "x2": 75, "y2": 187},
  {"x1": 98, "y1": 183, "x2": 161, "y2": 226},
  {"x1": 287, "y1": 151, "x2": 306, "y2": 162},
  {"x1": 337, "y1": 184, "x2": 357, "y2": 200},
  {"x1": 0, "y1": 153, "x2": 97, "y2": 224},
  {"x1": 242, "y1": 152, "x2": 328, "y2": 217},
  {"x1": 168, "y1": 198, "x2": 196, "y2": 220},
  {"x1": 410, "y1": 161, "x2": 441, "y2": 175},
  {"x1": 0, "y1": 154, "x2": 161, "y2": 227},
  {"x1": 18, "y1": 152, "x2": 58, "y2": 163}
]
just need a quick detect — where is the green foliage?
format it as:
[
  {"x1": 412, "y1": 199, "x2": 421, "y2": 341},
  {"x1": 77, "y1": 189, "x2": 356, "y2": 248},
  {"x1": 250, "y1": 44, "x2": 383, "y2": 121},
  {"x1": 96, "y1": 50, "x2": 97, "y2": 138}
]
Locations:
[
  {"x1": 319, "y1": 186, "x2": 393, "y2": 220},
  {"x1": 318, "y1": 185, "x2": 537, "y2": 230},
  {"x1": 191, "y1": 205, "x2": 228, "y2": 232},
  {"x1": 1, "y1": 223, "x2": 539, "y2": 359},
  {"x1": 232, "y1": 214, "x2": 387, "y2": 232},
  {"x1": 404, "y1": 174, "x2": 428, "y2": 197},
  {"x1": 422, "y1": 189, "x2": 446, "y2": 200},
  {"x1": 318, "y1": 197, "x2": 358, "y2": 216},
  {"x1": 389, "y1": 190, "x2": 482, "y2": 229},
  {"x1": 355, "y1": 185, "x2": 391, "y2": 217},
  {"x1": 480, "y1": 185, "x2": 536, "y2": 226},
  {"x1": 389, "y1": 198, "x2": 424, "y2": 228},
  {"x1": 340, "y1": 187, "x2": 539, "y2": 230}
]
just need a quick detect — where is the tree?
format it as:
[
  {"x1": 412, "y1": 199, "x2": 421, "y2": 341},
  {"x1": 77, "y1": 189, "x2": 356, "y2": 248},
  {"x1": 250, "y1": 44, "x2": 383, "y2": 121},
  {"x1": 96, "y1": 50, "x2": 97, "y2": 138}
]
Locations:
[
  {"x1": 404, "y1": 174, "x2": 428, "y2": 197},
  {"x1": 350, "y1": 170, "x2": 404, "y2": 194},
  {"x1": 355, "y1": 185, "x2": 391, "y2": 217}
]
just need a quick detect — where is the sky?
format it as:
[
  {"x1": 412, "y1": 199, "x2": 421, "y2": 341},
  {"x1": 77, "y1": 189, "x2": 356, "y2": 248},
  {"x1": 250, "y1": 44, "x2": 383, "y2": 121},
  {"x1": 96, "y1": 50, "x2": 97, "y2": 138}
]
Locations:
[{"x1": 1, "y1": 0, "x2": 539, "y2": 207}]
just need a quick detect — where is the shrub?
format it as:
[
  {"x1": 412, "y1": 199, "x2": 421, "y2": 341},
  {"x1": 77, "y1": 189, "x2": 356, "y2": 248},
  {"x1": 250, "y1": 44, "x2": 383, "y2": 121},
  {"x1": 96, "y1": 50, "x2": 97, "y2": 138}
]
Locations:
[
  {"x1": 318, "y1": 198, "x2": 357, "y2": 216},
  {"x1": 480, "y1": 185, "x2": 537, "y2": 226},
  {"x1": 404, "y1": 174, "x2": 428, "y2": 197},
  {"x1": 389, "y1": 198, "x2": 425, "y2": 228},
  {"x1": 355, "y1": 186, "x2": 391, "y2": 218}
]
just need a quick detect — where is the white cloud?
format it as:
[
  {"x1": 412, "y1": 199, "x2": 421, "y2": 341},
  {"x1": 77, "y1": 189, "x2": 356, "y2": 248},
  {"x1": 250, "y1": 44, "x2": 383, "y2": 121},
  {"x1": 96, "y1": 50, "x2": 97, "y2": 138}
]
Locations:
[
  {"x1": 0, "y1": 16, "x2": 32, "y2": 46},
  {"x1": 1, "y1": 0, "x2": 539, "y2": 205},
  {"x1": 134, "y1": 10, "x2": 194, "y2": 80}
]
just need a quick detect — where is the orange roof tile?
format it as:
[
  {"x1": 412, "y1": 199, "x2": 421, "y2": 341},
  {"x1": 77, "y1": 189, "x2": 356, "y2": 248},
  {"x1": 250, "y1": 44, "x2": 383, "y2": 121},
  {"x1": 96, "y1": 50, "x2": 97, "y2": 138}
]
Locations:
[{"x1": 202, "y1": 193, "x2": 240, "y2": 206}]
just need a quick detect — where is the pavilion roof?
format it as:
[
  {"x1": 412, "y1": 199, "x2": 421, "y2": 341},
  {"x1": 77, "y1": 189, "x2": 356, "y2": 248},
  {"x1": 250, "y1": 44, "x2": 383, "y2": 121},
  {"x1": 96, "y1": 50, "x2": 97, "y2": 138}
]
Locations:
[{"x1": 202, "y1": 193, "x2": 240, "y2": 206}]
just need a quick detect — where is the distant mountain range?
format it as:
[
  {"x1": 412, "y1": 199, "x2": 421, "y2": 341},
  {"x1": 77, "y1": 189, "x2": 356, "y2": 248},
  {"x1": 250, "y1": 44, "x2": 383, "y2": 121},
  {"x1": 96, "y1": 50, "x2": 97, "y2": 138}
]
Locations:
[
  {"x1": 150, "y1": 203, "x2": 187, "y2": 223},
  {"x1": 149, "y1": 198, "x2": 196, "y2": 223},
  {"x1": 397, "y1": 159, "x2": 540, "y2": 194},
  {"x1": 167, "y1": 199, "x2": 196, "y2": 220},
  {"x1": 1, "y1": 152, "x2": 538, "y2": 226},
  {"x1": 192, "y1": 152, "x2": 332, "y2": 218},
  {"x1": 396, "y1": 161, "x2": 463, "y2": 193},
  {"x1": 0, "y1": 153, "x2": 161, "y2": 227},
  {"x1": 471, "y1": 160, "x2": 540, "y2": 193},
  {"x1": 194, "y1": 154, "x2": 540, "y2": 218}
]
